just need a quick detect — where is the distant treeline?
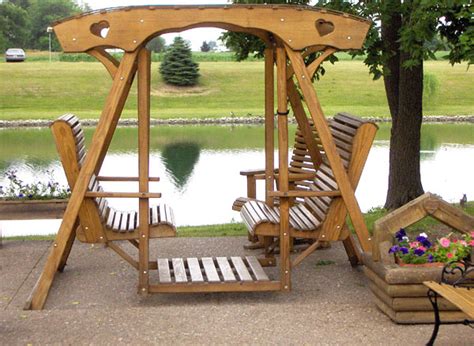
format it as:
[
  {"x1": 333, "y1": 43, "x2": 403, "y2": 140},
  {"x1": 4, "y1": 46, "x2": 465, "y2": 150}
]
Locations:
[
  {"x1": 0, "y1": 0, "x2": 88, "y2": 52},
  {"x1": 17, "y1": 51, "x2": 451, "y2": 63}
]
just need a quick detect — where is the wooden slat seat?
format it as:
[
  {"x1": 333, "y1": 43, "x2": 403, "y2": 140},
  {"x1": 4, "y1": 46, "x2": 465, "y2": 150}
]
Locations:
[
  {"x1": 51, "y1": 114, "x2": 177, "y2": 242},
  {"x1": 236, "y1": 113, "x2": 377, "y2": 242},
  {"x1": 424, "y1": 281, "x2": 474, "y2": 319},
  {"x1": 156, "y1": 256, "x2": 271, "y2": 292}
]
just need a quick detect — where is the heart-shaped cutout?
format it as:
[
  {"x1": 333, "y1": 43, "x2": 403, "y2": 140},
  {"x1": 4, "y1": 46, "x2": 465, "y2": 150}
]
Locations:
[
  {"x1": 90, "y1": 20, "x2": 110, "y2": 39},
  {"x1": 315, "y1": 19, "x2": 334, "y2": 37}
]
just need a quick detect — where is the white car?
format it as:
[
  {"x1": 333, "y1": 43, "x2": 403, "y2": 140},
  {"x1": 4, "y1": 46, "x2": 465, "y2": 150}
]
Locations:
[{"x1": 5, "y1": 48, "x2": 26, "y2": 62}]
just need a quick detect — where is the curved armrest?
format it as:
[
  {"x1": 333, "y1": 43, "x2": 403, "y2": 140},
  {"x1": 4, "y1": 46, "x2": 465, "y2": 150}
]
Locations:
[{"x1": 240, "y1": 169, "x2": 266, "y2": 176}]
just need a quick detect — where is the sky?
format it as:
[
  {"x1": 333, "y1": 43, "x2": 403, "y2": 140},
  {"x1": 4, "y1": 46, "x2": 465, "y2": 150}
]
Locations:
[{"x1": 81, "y1": 0, "x2": 231, "y2": 51}]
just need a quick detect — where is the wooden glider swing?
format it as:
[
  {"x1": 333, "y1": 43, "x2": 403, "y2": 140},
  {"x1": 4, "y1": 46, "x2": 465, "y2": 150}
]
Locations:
[{"x1": 26, "y1": 5, "x2": 376, "y2": 310}]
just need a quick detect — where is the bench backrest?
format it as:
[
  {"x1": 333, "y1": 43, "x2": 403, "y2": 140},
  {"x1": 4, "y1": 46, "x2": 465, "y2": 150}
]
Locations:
[
  {"x1": 50, "y1": 114, "x2": 107, "y2": 243},
  {"x1": 290, "y1": 113, "x2": 378, "y2": 239}
]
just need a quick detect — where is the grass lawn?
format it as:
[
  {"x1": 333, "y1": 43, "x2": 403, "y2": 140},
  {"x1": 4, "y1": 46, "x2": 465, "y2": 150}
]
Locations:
[
  {"x1": 0, "y1": 60, "x2": 472, "y2": 120},
  {"x1": 4, "y1": 202, "x2": 473, "y2": 241}
]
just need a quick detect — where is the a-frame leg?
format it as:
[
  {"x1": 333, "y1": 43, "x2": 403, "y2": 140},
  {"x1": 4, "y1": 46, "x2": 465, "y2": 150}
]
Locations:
[
  {"x1": 285, "y1": 47, "x2": 372, "y2": 252},
  {"x1": 57, "y1": 221, "x2": 79, "y2": 272},
  {"x1": 25, "y1": 51, "x2": 139, "y2": 310}
]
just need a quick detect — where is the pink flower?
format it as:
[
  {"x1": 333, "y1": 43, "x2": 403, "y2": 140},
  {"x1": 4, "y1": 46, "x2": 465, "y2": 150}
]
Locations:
[
  {"x1": 459, "y1": 240, "x2": 467, "y2": 246},
  {"x1": 409, "y1": 242, "x2": 420, "y2": 248},
  {"x1": 470, "y1": 231, "x2": 474, "y2": 237},
  {"x1": 447, "y1": 253, "x2": 453, "y2": 259},
  {"x1": 470, "y1": 240, "x2": 474, "y2": 246},
  {"x1": 439, "y1": 238, "x2": 450, "y2": 248},
  {"x1": 418, "y1": 246, "x2": 427, "y2": 252}
]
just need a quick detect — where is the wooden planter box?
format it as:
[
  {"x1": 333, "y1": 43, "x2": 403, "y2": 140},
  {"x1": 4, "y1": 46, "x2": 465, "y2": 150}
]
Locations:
[
  {"x1": 362, "y1": 253, "x2": 469, "y2": 324},
  {"x1": 0, "y1": 199, "x2": 68, "y2": 221}
]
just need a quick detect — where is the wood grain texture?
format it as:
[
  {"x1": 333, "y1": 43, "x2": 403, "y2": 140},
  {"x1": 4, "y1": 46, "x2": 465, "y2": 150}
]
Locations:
[{"x1": 53, "y1": 5, "x2": 370, "y2": 53}]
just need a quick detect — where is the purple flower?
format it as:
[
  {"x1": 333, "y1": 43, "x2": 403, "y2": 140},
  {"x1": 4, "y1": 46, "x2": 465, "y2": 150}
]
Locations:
[
  {"x1": 27, "y1": 194, "x2": 33, "y2": 198},
  {"x1": 18, "y1": 193, "x2": 24, "y2": 198},
  {"x1": 428, "y1": 254, "x2": 434, "y2": 263},
  {"x1": 416, "y1": 235, "x2": 432, "y2": 248},
  {"x1": 389, "y1": 245, "x2": 400, "y2": 254},
  {"x1": 414, "y1": 248, "x2": 425, "y2": 256},
  {"x1": 399, "y1": 247, "x2": 409, "y2": 254},
  {"x1": 395, "y1": 229, "x2": 407, "y2": 241}
]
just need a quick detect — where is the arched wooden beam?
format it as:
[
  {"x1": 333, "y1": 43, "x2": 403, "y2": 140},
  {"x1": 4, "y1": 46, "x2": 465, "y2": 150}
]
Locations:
[
  {"x1": 87, "y1": 48, "x2": 119, "y2": 78},
  {"x1": 52, "y1": 5, "x2": 370, "y2": 53}
]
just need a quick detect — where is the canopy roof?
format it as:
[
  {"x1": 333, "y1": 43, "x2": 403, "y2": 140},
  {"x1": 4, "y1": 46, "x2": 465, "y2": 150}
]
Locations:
[{"x1": 52, "y1": 4, "x2": 371, "y2": 53}]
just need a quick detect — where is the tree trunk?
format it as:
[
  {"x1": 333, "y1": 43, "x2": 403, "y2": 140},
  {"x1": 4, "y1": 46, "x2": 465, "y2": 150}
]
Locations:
[{"x1": 382, "y1": 3, "x2": 425, "y2": 209}]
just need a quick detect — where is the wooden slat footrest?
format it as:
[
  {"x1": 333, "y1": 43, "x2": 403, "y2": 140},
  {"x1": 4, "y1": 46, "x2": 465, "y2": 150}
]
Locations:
[{"x1": 152, "y1": 256, "x2": 281, "y2": 293}]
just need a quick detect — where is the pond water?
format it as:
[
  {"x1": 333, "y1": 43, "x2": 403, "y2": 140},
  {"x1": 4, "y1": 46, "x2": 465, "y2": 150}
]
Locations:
[{"x1": 0, "y1": 122, "x2": 473, "y2": 236}]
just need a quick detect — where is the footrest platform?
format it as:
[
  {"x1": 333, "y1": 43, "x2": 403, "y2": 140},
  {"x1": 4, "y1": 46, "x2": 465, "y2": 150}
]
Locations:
[{"x1": 150, "y1": 256, "x2": 281, "y2": 293}]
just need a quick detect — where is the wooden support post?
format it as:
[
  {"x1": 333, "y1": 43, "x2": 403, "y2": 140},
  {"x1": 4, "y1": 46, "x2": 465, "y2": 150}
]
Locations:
[
  {"x1": 137, "y1": 48, "x2": 151, "y2": 294},
  {"x1": 287, "y1": 79, "x2": 323, "y2": 168},
  {"x1": 276, "y1": 45, "x2": 291, "y2": 292},
  {"x1": 57, "y1": 222, "x2": 78, "y2": 272},
  {"x1": 285, "y1": 47, "x2": 371, "y2": 252},
  {"x1": 25, "y1": 51, "x2": 139, "y2": 310},
  {"x1": 264, "y1": 47, "x2": 275, "y2": 206}
]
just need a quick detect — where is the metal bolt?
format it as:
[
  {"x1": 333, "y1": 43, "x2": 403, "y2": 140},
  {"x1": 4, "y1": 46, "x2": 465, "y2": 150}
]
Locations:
[
  {"x1": 54, "y1": 243, "x2": 58, "y2": 247},
  {"x1": 142, "y1": 234, "x2": 145, "y2": 238},
  {"x1": 85, "y1": 226, "x2": 89, "y2": 230},
  {"x1": 347, "y1": 36, "x2": 352, "y2": 40},
  {"x1": 284, "y1": 233, "x2": 287, "y2": 236},
  {"x1": 285, "y1": 270, "x2": 289, "y2": 274},
  {"x1": 322, "y1": 235, "x2": 325, "y2": 238},
  {"x1": 120, "y1": 77, "x2": 124, "y2": 80},
  {"x1": 280, "y1": 18, "x2": 285, "y2": 22},
  {"x1": 100, "y1": 236, "x2": 103, "y2": 240},
  {"x1": 140, "y1": 19, "x2": 144, "y2": 23},
  {"x1": 302, "y1": 75, "x2": 306, "y2": 79},
  {"x1": 336, "y1": 225, "x2": 341, "y2": 229},
  {"x1": 284, "y1": 285, "x2": 288, "y2": 289},
  {"x1": 143, "y1": 271, "x2": 147, "y2": 274},
  {"x1": 141, "y1": 288, "x2": 146, "y2": 292},
  {"x1": 72, "y1": 38, "x2": 77, "y2": 41},
  {"x1": 288, "y1": 39, "x2": 292, "y2": 43},
  {"x1": 368, "y1": 237, "x2": 372, "y2": 241},
  {"x1": 133, "y1": 40, "x2": 137, "y2": 43}
]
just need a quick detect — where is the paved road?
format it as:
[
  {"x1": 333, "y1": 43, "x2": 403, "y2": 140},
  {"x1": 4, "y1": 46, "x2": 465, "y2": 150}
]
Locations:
[{"x1": 1, "y1": 238, "x2": 471, "y2": 344}]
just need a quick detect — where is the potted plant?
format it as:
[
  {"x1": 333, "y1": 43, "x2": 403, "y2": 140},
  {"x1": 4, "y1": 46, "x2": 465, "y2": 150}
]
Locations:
[
  {"x1": 388, "y1": 229, "x2": 473, "y2": 267},
  {"x1": 0, "y1": 170, "x2": 70, "y2": 220}
]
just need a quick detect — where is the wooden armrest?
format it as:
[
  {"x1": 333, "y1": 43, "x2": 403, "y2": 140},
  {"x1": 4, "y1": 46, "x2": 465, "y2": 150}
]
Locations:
[
  {"x1": 240, "y1": 169, "x2": 266, "y2": 176},
  {"x1": 96, "y1": 176, "x2": 160, "y2": 182},
  {"x1": 85, "y1": 192, "x2": 162, "y2": 198}
]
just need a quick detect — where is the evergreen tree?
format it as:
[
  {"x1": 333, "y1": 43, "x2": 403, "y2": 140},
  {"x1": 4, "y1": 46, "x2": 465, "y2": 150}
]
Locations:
[{"x1": 159, "y1": 36, "x2": 200, "y2": 87}]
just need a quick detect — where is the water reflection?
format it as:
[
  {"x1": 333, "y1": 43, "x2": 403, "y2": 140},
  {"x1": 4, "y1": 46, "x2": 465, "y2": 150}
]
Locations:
[
  {"x1": 0, "y1": 123, "x2": 473, "y2": 236},
  {"x1": 161, "y1": 142, "x2": 201, "y2": 190}
]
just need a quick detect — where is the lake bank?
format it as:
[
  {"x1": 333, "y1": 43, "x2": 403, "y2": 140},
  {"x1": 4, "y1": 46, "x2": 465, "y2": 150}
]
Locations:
[{"x1": 1, "y1": 114, "x2": 474, "y2": 128}]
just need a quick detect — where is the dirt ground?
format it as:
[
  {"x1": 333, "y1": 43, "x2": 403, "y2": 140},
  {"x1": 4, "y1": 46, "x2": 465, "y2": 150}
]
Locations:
[{"x1": 1, "y1": 237, "x2": 472, "y2": 344}]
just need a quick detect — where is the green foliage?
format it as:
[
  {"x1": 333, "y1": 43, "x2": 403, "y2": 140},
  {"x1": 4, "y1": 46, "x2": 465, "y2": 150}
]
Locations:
[
  {"x1": 27, "y1": 0, "x2": 82, "y2": 51},
  {"x1": 146, "y1": 36, "x2": 166, "y2": 53},
  {"x1": 0, "y1": 2, "x2": 30, "y2": 51},
  {"x1": 220, "y1": 0, "x2": 311, "y2": 61},
  {"x1": 159, "y1": 36, "x2": 200, "y2": 86},
  {"x1": 200, "y1": 41, "x2": 210, "y2": 52},
  {"x1": 0, "y1": 0, "x2": 84, "y2": 51}
]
